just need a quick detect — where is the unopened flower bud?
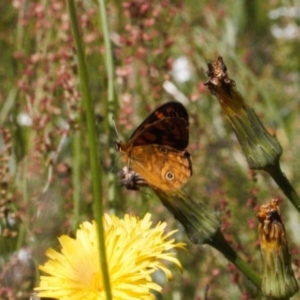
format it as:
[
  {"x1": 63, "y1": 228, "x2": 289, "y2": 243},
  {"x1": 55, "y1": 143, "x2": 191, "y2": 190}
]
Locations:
[
  {"x1": 205, "y1": 57, "x2": 282, "y2": 170},
  {"x1": 257, "y1": 199, "x2": 298, "y2": 299}
]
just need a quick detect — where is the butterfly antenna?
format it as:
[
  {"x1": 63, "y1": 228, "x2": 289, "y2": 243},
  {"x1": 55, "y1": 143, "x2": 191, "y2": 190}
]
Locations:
[
  {"x1": 110, "y1": 153, "x2": 121, "y2": 173},
  {"x1": 110, "y1": 117, "x2": 121, "y2": 174},
  {"x1": 112, "y1": 116, "x2": 120, "y2": 140}
]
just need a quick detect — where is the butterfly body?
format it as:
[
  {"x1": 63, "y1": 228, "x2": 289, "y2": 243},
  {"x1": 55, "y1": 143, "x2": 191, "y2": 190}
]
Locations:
[{"x1": 116, "y1": 102, "x2": 192, "y2": 191}]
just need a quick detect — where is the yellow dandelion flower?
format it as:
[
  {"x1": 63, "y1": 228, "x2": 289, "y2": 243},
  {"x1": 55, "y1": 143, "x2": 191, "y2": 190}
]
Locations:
[{"x1": 35, "y1": 213, "x2": 185, "y2": 300}]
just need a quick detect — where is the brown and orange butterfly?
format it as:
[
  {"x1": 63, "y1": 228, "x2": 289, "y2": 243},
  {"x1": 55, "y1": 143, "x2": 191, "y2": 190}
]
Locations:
[{"x1": 115, "y1": 102, "x2": 192, "y2": 191}]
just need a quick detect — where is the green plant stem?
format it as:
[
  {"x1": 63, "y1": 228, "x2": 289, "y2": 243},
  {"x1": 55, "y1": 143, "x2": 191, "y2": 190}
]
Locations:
[
  {"x1": 72, "y1": 128, "x2": 81, "y2": 231},
  {"x1": 208, "y1": 230, "x2": 262, "y2": 289},
  {"x1": 265, "y1": 162, "x2": 300, "y2": 213},
  {"x1": 17, "y1": 159, "x2": 29, "y2": 252},
  {"x1": 67, "y1": 1, "x2": 112, "y2": 299},
  {"x1": 97, "y1": 0, "x2": 114, "y2": 114},
  {"x1": 0, "y1": 87, "x2": 18, "y2": 124},
  {"x1": 97, "y1": 0, "x2": 117, "y2": 213}
]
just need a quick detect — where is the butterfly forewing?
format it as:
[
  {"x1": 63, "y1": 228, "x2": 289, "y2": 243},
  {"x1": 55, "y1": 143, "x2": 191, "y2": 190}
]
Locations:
[
  {"x1": 130, "y1": 102, "x2": 189, "y2": 140},
  {"x1": 130, "y1": 118, "x2": 188, "y2": 150}
]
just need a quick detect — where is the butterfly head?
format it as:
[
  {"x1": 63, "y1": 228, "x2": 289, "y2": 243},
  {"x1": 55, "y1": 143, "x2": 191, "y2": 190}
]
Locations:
[{"x1": 115, "y1": 141, "x2": 121, "y2": 151}]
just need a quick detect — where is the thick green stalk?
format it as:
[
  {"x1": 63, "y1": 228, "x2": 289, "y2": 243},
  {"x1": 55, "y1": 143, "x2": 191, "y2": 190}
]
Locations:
[
  {"x1": 67, "y1": 1, "x2": 112, "y2": 299},
  {"x1": 265, "y1": 162, "x2": 300, "y2": 213},
  {"x1": 209, "y1": 230, "x2": 262, "y2": 289}
]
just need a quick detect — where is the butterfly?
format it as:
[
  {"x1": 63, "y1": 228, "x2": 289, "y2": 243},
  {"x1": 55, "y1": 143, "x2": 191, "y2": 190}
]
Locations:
[{"x1": 115, "y1": 102, "x2": 192, "y2": 191}]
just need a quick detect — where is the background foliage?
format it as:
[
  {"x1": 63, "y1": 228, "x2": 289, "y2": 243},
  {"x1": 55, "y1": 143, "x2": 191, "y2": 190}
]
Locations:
[{"x1": 1, "y1": 0, "x2": 300, "y2": 299}]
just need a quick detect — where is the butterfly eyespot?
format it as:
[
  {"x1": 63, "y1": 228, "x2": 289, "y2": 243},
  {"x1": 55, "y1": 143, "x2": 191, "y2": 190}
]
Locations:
[
  {"x1": 158, "y1": 147, "x2": 168, "y2": 153},
  {"x1": 165, "y1": 171, "x2": 175, "y2": 181}
]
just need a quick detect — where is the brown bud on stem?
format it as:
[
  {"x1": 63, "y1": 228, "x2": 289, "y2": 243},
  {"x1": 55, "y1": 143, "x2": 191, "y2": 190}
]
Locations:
[{"x1": 257, "y1": 199, "x2": 298, "y2": 299}]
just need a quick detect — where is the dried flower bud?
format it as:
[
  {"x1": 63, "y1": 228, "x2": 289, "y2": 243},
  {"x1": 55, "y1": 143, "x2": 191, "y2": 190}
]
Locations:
[
  {"x1": 257, "y1": 199, "x2": 298, "y2": 299},
  {"x1": 205, "y1": 57, "x2": 282, "y2": 170},
  {"x1": 154, "y1": 189, "x2": 220, "y2": 244}
]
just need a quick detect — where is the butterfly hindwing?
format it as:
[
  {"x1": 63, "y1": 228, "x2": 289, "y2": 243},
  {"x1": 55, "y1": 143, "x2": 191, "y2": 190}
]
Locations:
[{"x1": 129, "y1": 145, "x2": 192, "y2": 191}]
